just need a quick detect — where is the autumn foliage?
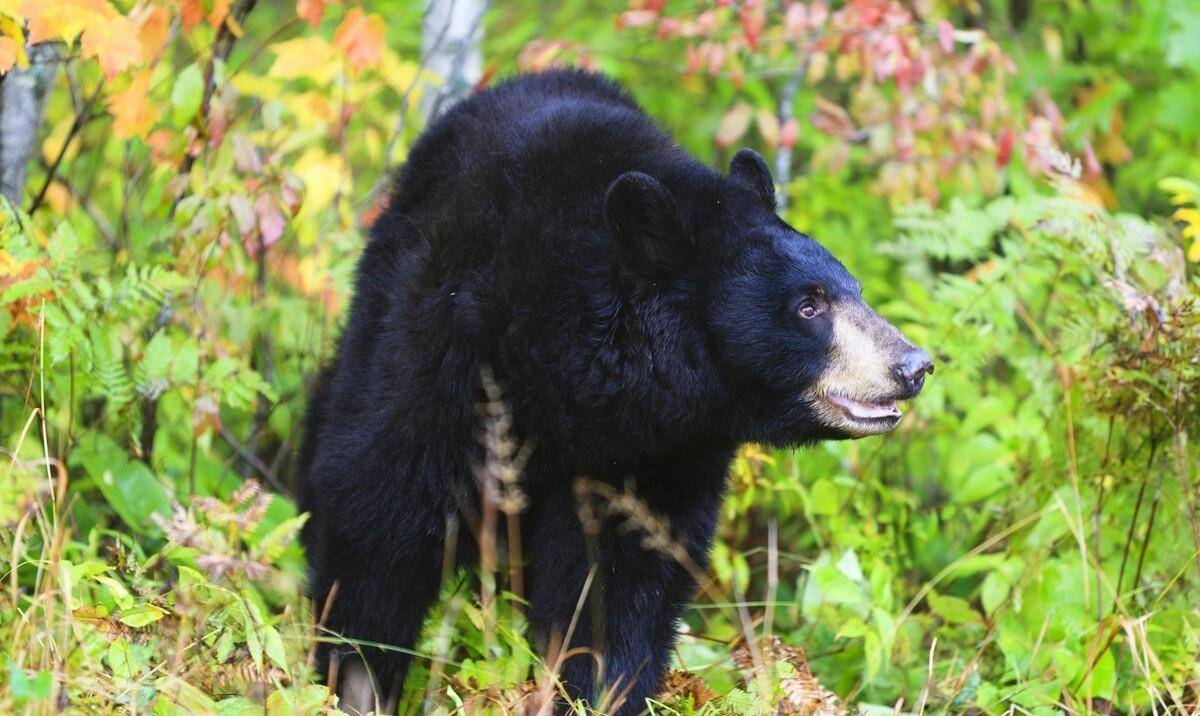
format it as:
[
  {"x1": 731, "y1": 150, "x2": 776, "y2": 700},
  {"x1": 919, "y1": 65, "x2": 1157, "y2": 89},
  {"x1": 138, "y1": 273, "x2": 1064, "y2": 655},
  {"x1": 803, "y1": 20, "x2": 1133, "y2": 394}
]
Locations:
[{"x1": 2, "y1": 0, "x2": 1200, "y2": 713}]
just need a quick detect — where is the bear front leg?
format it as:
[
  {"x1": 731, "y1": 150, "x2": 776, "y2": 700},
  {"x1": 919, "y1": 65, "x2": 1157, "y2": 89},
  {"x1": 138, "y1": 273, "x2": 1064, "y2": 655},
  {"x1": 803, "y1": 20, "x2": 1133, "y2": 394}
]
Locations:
[
  {"x1": 310, "y1": 528, "x2": 447, "y2": 714},
  {"x1": 526, "y1": 462, "x2": 727, "y2": 716}
]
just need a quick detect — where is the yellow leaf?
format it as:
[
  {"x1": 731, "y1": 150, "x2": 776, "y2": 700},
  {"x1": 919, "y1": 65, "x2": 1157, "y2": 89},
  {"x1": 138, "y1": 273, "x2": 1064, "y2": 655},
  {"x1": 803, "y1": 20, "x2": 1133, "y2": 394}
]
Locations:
[
  {"x1": 41, "y1": 116, "x2": 77, "y2": 164},
  {"x1": 1172, "y1": 208, "x2": 1200, "y2": 226},
  {"x1": 756, "y1": 109, "x2": 779, "y2": 149},
  {"x1": 268, "y1": 35, "x2": 337, "y2": 83},
  {"x1": 293, "y1": 148, "x2": 344, "y2": 214},
  {"x1": 379, "y1": 49, "x2": 421, "y2": 97},
  {"x1": 23, "y1": 1, "x2": 85, "y2": 43},
  {"x1": 81, "y1": 13, "x2": 143, "y2": 77},
  {"x1": 285, "y1": 90, "x2": 336, "y2": 128},
  {"x1": 107, "y1": 70, "x2": 158, "y2": 139},
  {"x1": 807, "y1": 50, "x2": 829, "y2": 84},
  {"x1": 230, "y1": 72, "x2": 283, "y2": 100},
  {"x1": 333, "y1": 8, "x2": 385, "y2": 73},
  {"x1": 43, "y1": 180, "x2": 73, "y2": 214},
  {"x1": 1188, "y1": 237, "x2": 1200, "y2": 263},
  {"x1": 22, "y1": 0, "x2": 115, "y2": 44}
]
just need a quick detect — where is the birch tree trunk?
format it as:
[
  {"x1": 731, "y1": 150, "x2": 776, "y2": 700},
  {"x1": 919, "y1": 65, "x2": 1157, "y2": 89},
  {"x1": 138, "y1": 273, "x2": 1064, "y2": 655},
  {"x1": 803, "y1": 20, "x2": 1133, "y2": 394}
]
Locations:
[
  {"x1": 421, "y1": 0, "x2": 487, "y2": 119},
  {"x1": 0, "y1": 43, "x2": 60, "y2": 207}
]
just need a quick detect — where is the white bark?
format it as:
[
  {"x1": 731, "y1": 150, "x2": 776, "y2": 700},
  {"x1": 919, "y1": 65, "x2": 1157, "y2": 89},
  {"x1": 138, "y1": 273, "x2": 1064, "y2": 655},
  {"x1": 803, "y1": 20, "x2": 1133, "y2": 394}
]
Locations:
[
  {"x1": 1, "y1": 43, "x2": 59, "y2": 207},
  {"x1": 421, "y1": 0, "x2": 487, "y2": 119}
]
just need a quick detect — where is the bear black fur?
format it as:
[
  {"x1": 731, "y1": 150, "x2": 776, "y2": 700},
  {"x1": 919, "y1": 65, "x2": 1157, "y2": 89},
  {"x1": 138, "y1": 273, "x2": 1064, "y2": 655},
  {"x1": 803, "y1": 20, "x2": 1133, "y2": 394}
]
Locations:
[{"x1": 299, "y1": 69, "x2": 929, "y2": 714}]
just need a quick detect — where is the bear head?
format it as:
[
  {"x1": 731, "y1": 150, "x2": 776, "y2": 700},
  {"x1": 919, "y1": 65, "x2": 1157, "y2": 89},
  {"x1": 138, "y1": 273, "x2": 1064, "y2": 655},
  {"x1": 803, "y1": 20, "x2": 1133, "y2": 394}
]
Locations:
[{"x1": 604, "y1": 148, "x2": 933, "y2": 446}]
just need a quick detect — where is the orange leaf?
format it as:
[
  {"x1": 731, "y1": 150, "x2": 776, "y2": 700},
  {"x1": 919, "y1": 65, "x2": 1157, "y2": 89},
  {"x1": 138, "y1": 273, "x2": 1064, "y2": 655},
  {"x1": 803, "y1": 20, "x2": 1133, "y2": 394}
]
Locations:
[
  {"x1": 82, "y1": 13, "x2": 143, "y2": 77},
  {"x1": 297, "y1": 0, "x2": 330, "y2": 28},
  {"x1": 333, "y1": 8, "x2": 385, "y2": 73},
  {"x1": 756, "y1": 109, "x2": 779, "y2": 149},
  {"x1": 108, "y1": 70, "x2": 158, "y2": 138},
  {"x1": 180, "y1": 0, "x2": 204, "y2": 30},
  {"x1": 208, "y1": 0, "x2": 231, "y2": 28},
  {"x1": 715, "y1": 103, "x2": 752, "y2": 148},
  {"x1": 22, "y1": 0, "x2": 90, "y2": 44},
  {"x1": 131, "y1": 4, "x2": 171, "y2": 62},
  {"x1": 0, "y1": 36, "x2": 16, "y2": 74}
]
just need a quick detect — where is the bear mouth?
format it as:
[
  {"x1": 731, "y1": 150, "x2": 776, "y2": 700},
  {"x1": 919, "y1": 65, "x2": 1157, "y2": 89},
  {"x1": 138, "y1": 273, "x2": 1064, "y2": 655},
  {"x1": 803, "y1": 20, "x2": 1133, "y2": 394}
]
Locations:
[{"x1": 823, "y1": 392, "x2": 903, "y2": 435}]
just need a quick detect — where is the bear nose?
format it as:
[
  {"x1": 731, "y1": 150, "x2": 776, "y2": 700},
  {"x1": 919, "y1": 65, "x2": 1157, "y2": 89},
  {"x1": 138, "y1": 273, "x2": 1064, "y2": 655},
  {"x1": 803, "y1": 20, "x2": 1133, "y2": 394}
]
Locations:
[{"x1": 893, "y1": 348, "x2": 934, "y2": 397}]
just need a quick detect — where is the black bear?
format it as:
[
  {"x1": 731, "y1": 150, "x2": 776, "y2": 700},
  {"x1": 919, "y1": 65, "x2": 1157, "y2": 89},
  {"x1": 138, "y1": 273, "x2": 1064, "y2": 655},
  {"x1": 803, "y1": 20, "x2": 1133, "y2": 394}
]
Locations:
[{"x1": 298, "y1": 69, "x2": 931, "y2": 714}]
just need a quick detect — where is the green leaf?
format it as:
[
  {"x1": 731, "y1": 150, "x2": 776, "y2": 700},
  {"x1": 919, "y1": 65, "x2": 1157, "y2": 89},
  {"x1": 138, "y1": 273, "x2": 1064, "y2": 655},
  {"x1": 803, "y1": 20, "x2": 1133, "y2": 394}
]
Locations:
[
  {"x1": 980, "y1": 571, "x2": 1012, "y2": 616},
  {"x1": 262, "y1": 626, "x2": 289, "y2": 674},
  {"x1": 8, "y1": 661, "x2": 53, "y2": 703},
  {"x1": 171, "y1": 63, "x2": 205, "y2": 127},
  {"x1": 1077, "y1": 648, "x2": 1116, "y2": 700},
  {"x1": 928, "y1": 591, "x2": 982, "y2": 625},
  {"x1": 836, "y1": 616, "x2": 869, "y2": 639},
  {"x1": 104, "y1": 641, "x2": 142, "y2": 678},
  {"x1": 812, "y1": 564, "x2": 863, "y2": 604},
  {"x1": 808, "y1": 478, "x2": 838, "y2": 515},
  {"x1": 73, "y1": 432, "x2": 172, "y2": 534},
  {"x1": 119, "y1": 603, "x2": 169, "y2": 628}
]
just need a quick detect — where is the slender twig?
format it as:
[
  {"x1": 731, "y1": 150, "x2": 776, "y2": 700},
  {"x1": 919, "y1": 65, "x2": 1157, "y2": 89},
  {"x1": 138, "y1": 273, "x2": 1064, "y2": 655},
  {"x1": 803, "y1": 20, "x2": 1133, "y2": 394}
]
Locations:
[
  {"x1": 176, "y1": 0, "x2": 259, "y2": 179},
  {"x1": 218, "y1": 424, "x2": 291, "y2": 496},
  {"x1": 27, "y1": 79, "x2": 106, "y2": 215}
]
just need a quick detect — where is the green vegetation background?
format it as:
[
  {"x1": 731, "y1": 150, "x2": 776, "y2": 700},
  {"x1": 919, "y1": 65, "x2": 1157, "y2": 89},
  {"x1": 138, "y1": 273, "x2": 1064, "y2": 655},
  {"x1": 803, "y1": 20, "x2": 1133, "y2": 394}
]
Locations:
[{"x1": 2, "y1": 0, "x2": 1199, "y2": 713}]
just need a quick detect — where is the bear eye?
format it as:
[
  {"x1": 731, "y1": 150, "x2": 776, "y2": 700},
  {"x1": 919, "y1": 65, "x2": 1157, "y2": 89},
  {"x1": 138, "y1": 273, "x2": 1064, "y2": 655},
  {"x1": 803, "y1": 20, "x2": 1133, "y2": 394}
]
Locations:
[{"x1": 796, "y1": 294, "x2": 827, "y2": 320}]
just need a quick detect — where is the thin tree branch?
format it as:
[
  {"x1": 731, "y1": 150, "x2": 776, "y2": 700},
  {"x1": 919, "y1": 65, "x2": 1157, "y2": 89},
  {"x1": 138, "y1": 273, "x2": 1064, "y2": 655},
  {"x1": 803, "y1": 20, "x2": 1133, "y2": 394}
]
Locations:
[{"x1": 177, "y1": 0, "x2": 259, "y2": 179}]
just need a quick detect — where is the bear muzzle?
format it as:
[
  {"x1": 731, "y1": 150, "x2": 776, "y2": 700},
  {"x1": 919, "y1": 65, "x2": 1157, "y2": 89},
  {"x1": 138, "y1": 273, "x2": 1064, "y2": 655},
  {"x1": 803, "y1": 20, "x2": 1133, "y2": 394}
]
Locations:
[{"x1": 806, "y1": 301, "x2": 933, "y2": 438}]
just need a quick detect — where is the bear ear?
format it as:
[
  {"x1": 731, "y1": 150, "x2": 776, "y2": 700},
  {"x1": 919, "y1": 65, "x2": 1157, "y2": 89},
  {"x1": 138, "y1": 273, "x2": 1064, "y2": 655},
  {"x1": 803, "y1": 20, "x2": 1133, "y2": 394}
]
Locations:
[
  {"x1": 604, "y1": 171, "x2": 693, "y2": 275},
  {"x1": 729, "y1": 148, "x2": 776, "y2": 211}
]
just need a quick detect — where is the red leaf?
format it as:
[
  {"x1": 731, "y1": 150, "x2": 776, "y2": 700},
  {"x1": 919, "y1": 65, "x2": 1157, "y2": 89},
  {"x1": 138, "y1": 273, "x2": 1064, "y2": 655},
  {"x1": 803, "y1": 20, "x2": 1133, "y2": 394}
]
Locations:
[
  {"x1": 298, "y1": 0, "x2": 330, "y2": 28},
  {"x1": 1082, "y1": 139, "x2": 1101, "y2": 177},
  {"x1": 255, "y1": 194, "x2": 286, "y2": 247},
  {"x1": 616, "y1": 10, "x2": 657, "y2": 29},
  {"x1": 780, "y1": 118, "x2": 800, "y2": 149},
  {"x1": 333, "y1": 8, "x2": 386, "y2": 72},
  {"x1": 937, "y1": 20, "x2": 955, "y2": 54},
  {"x1": 739, "y1": 4, "x2": 765, "y2": 49},
  {"x1": 996, "y1": 129, "x2": 1015, "y2": 168}
]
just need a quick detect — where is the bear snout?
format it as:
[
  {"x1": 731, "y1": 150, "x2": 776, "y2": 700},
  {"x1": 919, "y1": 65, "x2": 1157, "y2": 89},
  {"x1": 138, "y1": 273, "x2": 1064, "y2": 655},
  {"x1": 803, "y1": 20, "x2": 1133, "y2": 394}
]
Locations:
[{"x1": 892, "y1": 347, "x2": 934, "y2": 398}]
